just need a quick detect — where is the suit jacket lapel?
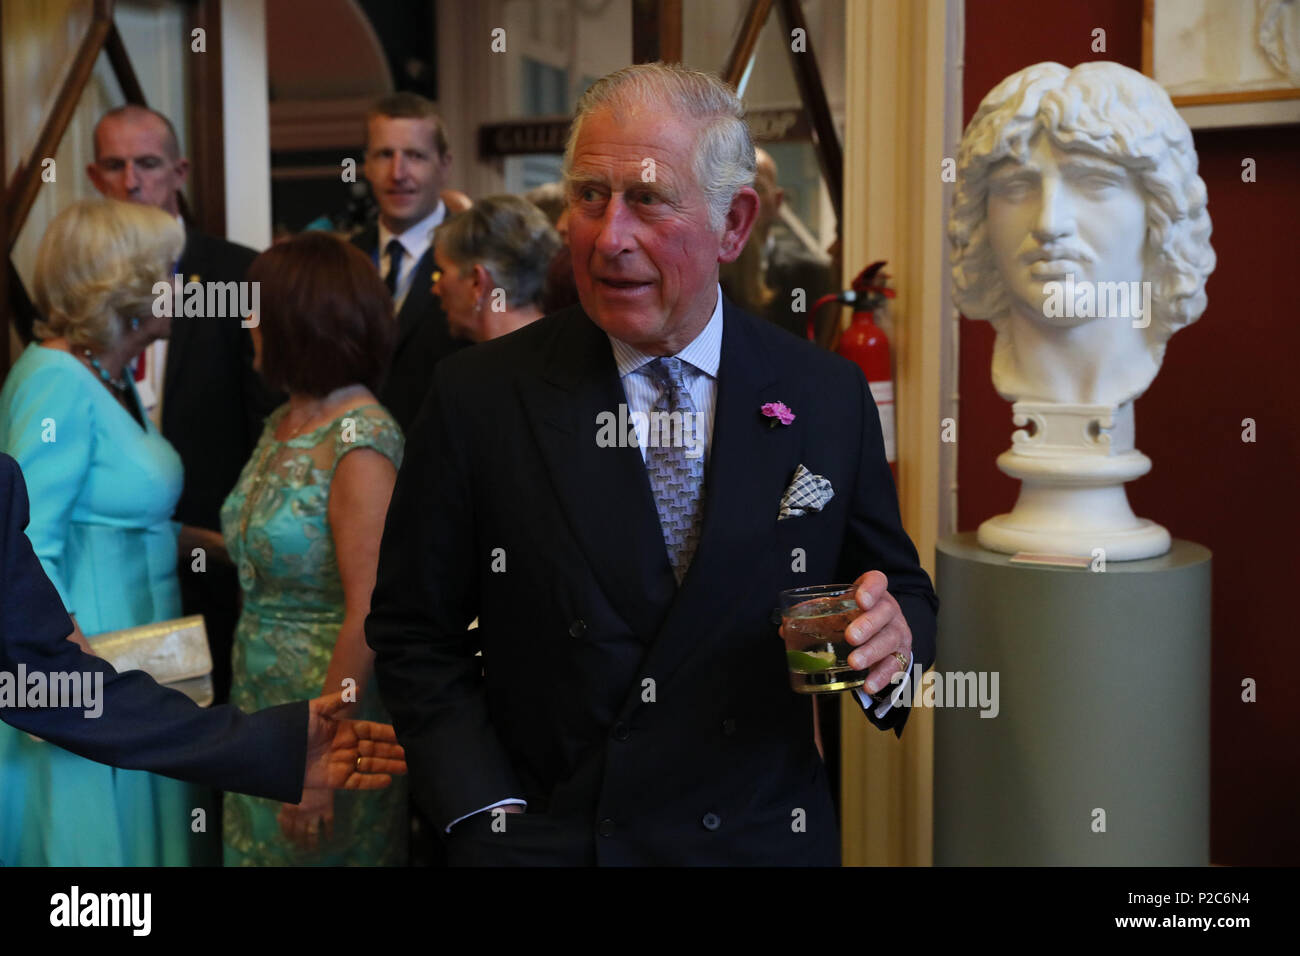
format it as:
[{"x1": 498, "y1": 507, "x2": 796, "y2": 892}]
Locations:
[
  {"x1": 631, "y1": 302, "x2": 803, "y2": 690},
  {"x1": 393, "y1": 245, "x2": 440, "y2": 353},
  {"x1": 519, "y1": 308, "x2": 677, "y2": 642}
]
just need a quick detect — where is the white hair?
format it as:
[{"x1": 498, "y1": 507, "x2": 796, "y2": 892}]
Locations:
[
  {"x1": 949, "y1": 61, "x2": 1215, "y2": 357},
  {"x1": 562, "y1": 62, "x2": 755, "y2": 231}
]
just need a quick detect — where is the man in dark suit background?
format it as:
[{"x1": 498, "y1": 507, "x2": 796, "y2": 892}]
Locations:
[
  {"x1": 366, "y1": 63, "x2": 937, "y2": 866},
  {"x1": 352, "y1": 93, "x2": 469, "y2": 433},
  {"x1": 753, "y1": 147, "x2": 839, "y2": 344},
  {"x1": 0, "y1": 454, "x2": 404, "y2": 805},
  {"x1": 86, "y1": 105, "x2": 276, "y2": 707}
]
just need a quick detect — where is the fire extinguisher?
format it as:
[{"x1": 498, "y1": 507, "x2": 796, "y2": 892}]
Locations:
[{"x1": 809, "y1": 261, "x2": 897, "y2": 481}]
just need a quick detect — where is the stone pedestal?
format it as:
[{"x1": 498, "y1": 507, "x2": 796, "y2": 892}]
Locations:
[{"x1": 933, "y1": 533, "x2": 1211, "y2": 865}]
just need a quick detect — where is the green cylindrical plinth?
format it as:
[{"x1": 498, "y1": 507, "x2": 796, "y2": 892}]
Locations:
[{"x1": 933, "y1": 533, "x2": 1211, "y2": 865}]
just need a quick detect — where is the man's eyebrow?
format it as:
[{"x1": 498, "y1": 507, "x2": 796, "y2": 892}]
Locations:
[
  {"x1": 567, "y1": 173, "x2": 678, "y2": 197},
  {"x1": 98, "y1": 152, "x2": 165, "y2": 163},
  {"x1": 566, "y1": 173, "x2": 610, "y2": 191}
]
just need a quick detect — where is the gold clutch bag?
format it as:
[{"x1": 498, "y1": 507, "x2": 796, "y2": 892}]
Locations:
[{"x1": 88, "y1": 614, "x2": 214, "y2": 707}]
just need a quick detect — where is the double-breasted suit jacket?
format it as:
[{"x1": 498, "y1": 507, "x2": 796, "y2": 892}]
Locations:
[{"x1": 367, "y1": 297, "x2": 938, "y2": 865}]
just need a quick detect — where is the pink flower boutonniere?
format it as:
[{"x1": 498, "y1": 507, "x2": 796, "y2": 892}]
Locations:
[{"x1": 761, "y1": 401, "x2": 796, "y2": 428}]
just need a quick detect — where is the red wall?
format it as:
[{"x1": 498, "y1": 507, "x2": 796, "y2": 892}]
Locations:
[{"x1": 960, "y1": 0, "x2": 1300, "y2": 865}]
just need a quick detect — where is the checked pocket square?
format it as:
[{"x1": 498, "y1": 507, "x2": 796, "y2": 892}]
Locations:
[{"x1": 778, "y1": 464, "x2": 834, "y2": 520}]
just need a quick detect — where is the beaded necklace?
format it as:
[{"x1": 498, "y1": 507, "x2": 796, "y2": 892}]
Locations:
[{"x1": 82, "y1": 348, "x2": 130, "y2": 394}]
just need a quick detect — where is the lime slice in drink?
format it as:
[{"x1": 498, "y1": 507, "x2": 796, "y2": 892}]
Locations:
[{"x1": 787, "y1": 650, "x2": 838, "y2": 672}]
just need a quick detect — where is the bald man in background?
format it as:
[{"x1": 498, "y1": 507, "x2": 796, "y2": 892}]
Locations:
[{"x1": 752, "y1": 147, "x2": 837, "y2": 344}]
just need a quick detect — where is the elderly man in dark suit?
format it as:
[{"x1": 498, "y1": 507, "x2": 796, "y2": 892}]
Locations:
[
  {"x1": 0, "y1": 454, "x2": 403, "y2": 803},
  {"x1": 366, "y1": 62, "x2": 937, "y2": 866},
  {"x1": 351, "y1": 93, "x2": 469, "y2": 433},
  {"x1": 86, "y1": 104, "x2": 276, "y2": 707}
]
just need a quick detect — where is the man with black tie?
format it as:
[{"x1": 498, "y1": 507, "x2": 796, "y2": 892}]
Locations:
[
  {"x1": 366, "y1": 63, "x2": 938, "y2": 866},
  {"x1": 86, "y1": 105, "x2": 275, "y2": 708},
  {"x1": 352, "y1": 93, "x2": 469, "y2": 433}
]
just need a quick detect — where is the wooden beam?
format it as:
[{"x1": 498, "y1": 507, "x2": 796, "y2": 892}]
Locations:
[
  {"x1": 721, "y1": 0, "x2": 773, "y2": 89},
  {"x1": 104, "y1": 22, "x2": 146, "y2": 104},
  {"x1": 631, "y1": 0, "x2": 683, "y2": 65},
  {"x1": 187, "y1": 0, "x2": 226, "y2": 236},
  {"x1": 4, "y1": 7, "x2": 113, "y2": 248},
  {"x1": 775, "y1": 0, "x2": 842, "y2": 227}
]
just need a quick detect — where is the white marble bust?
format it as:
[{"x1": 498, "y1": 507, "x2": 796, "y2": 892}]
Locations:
[{"x1": 949, "y1": 61, "x2": 1215, "y2": 407}]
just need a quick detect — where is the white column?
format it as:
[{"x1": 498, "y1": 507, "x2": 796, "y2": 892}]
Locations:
[
  {"x1": 838, "y1": 0, "x2": 963, "y2": 868},
  {"x1": 220, "y1": 0, "x2": 270, "y2": 250},
  {"x1": 436, "y1": 0, "x2": 507, "y2": 200}
]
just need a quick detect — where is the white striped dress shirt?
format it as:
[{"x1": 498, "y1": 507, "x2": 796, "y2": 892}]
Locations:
[{"x1": 607, "y1": 285, "x2": 723, "y2": 462}]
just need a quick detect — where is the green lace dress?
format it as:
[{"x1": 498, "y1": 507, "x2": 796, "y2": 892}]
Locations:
[{"x1": 220, "y1": 402, "x2": 408, "y2": 866}]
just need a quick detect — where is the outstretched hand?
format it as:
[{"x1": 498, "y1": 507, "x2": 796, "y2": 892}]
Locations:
[{"x1": 303, "y1": 692, "x2": 407, "y2": 791}]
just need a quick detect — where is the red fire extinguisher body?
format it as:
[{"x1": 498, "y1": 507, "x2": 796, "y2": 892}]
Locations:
[{"x1": 837, "y1": 308, "x2": 897, "y2": 478}]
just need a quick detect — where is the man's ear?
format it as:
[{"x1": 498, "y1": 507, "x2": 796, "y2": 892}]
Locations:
[
  {"x1": 173, "y1": 156, "x2": 191, "y2": 188},
  {"x1": 718, "y1": 186, "x2": 760, "y2": 264}
]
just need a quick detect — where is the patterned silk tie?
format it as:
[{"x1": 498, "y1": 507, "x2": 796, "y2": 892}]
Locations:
[{"x1": 645, "y1": 356, "x2": 704, "y2": 583}]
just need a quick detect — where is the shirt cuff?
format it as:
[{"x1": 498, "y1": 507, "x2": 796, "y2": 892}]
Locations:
[
  {"x1": 853, "y1": 651, "x2": 914, "y2": 720},
  {"x1": 445, "y1": 798, "x2": 527, "y2": 834}
]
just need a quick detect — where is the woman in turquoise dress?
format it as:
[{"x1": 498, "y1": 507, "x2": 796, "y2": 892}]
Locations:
[
  {"x1": 220, "y1": 232, "x2": 407, "y2": 865},
  {"x1": 0, "y1": 198, "x2": 213, "y2": 866}
]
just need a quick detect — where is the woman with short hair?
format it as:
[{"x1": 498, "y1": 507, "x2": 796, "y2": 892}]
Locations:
[
  {"x1": 220, "y1": 232, "x2": 406, "y2": 865},
  {"x1": 432, "y1": 194, "x2": 562, "y2": 342}
]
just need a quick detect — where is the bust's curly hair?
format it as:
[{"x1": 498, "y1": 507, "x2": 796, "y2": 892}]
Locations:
[
  {"x1": 949, "y1": 61, "x2": 1214, "y2": 362},
  {"x1": 33, "y1": 198, "x2": 183, "y2": 350}
]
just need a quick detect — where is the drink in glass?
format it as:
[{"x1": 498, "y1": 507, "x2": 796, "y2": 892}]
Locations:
[{"x1": 779, "y1": 584, "x2": 866, "y2": 694}]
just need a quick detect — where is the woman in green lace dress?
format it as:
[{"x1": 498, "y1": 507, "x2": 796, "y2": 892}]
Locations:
[{"x1": 221, "y1": 234, "x2": 406, "y2": 865}]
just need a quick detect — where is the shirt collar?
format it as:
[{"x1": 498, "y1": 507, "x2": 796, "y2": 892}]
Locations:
[
  {"x1": 608, "y1": 284, "x2": 724, "y2": 380},
  {"x1": 378, "y1": 200, "x2": 447, "y2": 259}
]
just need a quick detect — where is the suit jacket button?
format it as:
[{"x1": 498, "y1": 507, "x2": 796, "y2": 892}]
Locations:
[
  {"x1": 702, "y1": 812, "x2": 721, "y2": 831},
  {"x1": 598, "y1": 818, "x2": 616, "y2": 837},
  {"x1": 612, "y1": 721, "x2": 630, "y2": 741},
  {"x1": 722, "y1": 718, "x2": 737, "y2": 736},
  {"x1": 568, "y1": 619, "x2": 587, "y2": 638}
]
